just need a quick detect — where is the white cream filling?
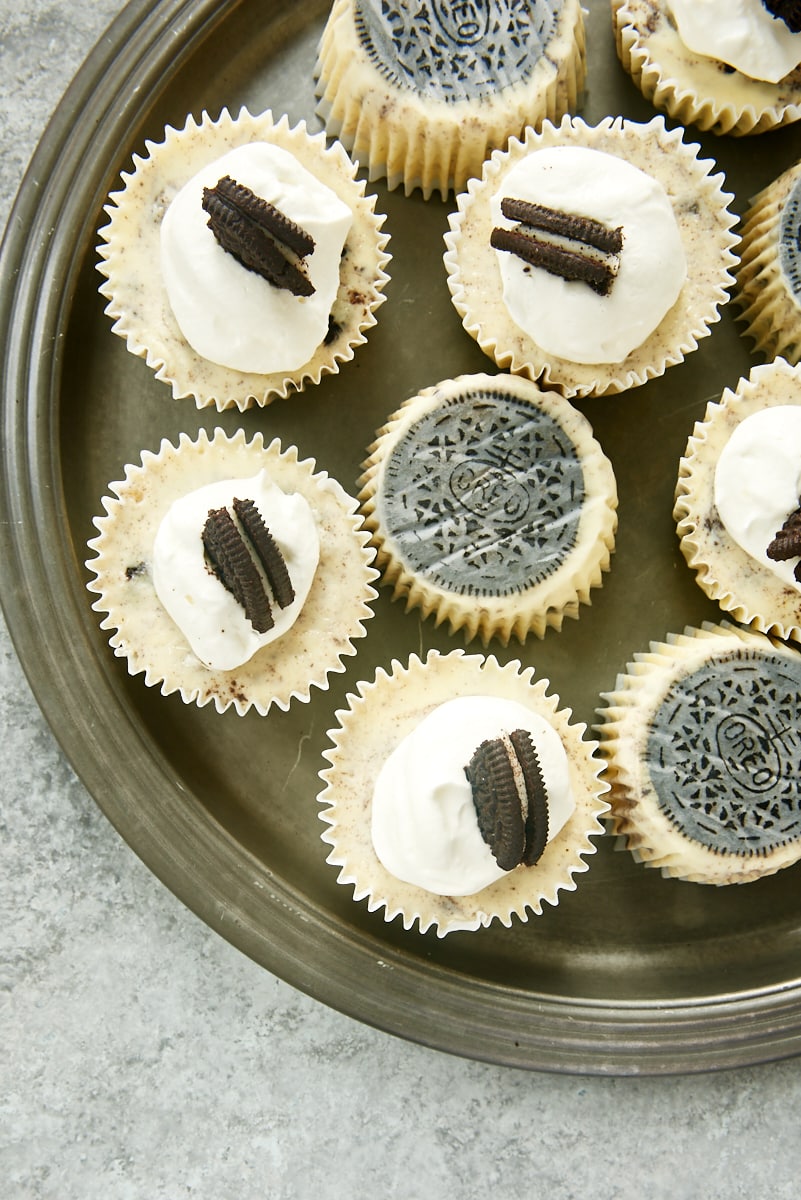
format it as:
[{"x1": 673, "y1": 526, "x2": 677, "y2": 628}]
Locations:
[
  {"x1": 714, "y1": 405, "x2": 801, "y2": 592},
  {"x1": 160, "y1": 142, "x2": 353, "y2": 374},
  {"x1": 153, "y1": 470, "x2": 320, "y2": 671},
  {"x1": 670, "y1": 0, "x2": 801, "y2": 85},
  {"x1": 492, "y1": 146, "x2": 686, "y2": 365},
  {"x1": 371, "y1": 695, "x2": 576, "y2": 897}
]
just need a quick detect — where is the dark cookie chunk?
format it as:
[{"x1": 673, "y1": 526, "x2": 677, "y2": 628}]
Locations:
[
  {"x1": 465, "y1": 729, "x2": 550, "y2": 871},
  {"x1": 767, "y1": 501, "x2": 801, "y2": 582},
  {"x1": 202, "y1": 175, "x2": 315, "y2": 297},
  {"x1": 500, "y1": 198, "x2": 623, "y2": 255},
  {"x1": 492, "y1": 199, "x2": 622, "y2": 297},
  {"x1": 763, "y1": 1, "x2": 801, "y2": 35},
  {"x1": 233, "y1": 497, "x2": 295, "y2": 609},
  {"x1": 491, "y1": 226, "x2": 616, "y2": 295},
  {"x1": 202, "y1": 507, "x2": 275, "y2": 634},
  {"x1": 509, "y1": 729, "x2": 550, "y2": 866}
]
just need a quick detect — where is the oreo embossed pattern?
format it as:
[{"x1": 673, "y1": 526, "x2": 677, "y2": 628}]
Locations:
[
  {"x1": 597, "y1": 622, "x2": 801, "y2": 886},
  {"x1": 353, "y1": 0, "x2": 563, "y2": 102},
  {"x1": 358, "y1": 373, "x2": 618, "y2": 645}
]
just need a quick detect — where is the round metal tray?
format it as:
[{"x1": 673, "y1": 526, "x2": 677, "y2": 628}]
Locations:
[{"x1": 4, "y1": 0, "x2": 801, "y2": 1074}]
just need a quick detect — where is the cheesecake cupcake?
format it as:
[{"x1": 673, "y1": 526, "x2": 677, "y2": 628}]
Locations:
[
  {"x1": 611, "y1": 0, "x2": 801, "y2": 137},
  {"x1": 96, "y1": 107, "x2": 390, "y2": 412},
  {"x1": 85, "y1": 427, "x2": 378, "y2": 715},
  {"x1": 314, "y1": 0, "x2": 586, "y2": 200},
  {"x1": 443, "y1": 115, "x2": 738, "y2": 398},
  {"x1": 318, "y1": 649, "x2": 609, "y2": 936},
  {"x1": 674, "y1": 358, "x2": 801, "y2": 646},
  {"x1": 597, "y1": 621, "x2": 801, "y2": 885},
  {"x1": 358, "y1": 372, "x2": 618, "y2": 644},
  {"x1": 735, "y1": 159, "x2": 801, "y2": 364}
]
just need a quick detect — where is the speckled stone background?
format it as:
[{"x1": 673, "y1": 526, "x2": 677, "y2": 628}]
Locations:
[{"x1": 3, "y1": 2, "x2": 801, "y2": 1196}]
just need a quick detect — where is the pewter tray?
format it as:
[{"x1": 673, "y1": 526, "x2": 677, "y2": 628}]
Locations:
[{"x1": 3, "y1": 0, "x2": 801, "y2": 1074}]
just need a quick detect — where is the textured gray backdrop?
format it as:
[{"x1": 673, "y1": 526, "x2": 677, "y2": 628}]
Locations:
[{"x1": 2, "y1": 2, "x2": 801, "y2": 1196}]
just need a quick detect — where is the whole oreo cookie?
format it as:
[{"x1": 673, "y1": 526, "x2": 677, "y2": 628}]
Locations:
[
  {"x1": 315, "y1": 0, "x2": 586, "y2": 198},
  {"x1": 354, "y1": 0, "x2": 561, "y2": 103},
  {"x1": 598, "y1": 622, "x2": 801, "y2": 885},
  {"x1": 358, "y1": 372, "x2": 618, "y2": 645}
]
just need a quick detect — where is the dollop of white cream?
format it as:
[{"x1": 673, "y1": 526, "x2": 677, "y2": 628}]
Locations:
[
  {"x1": 160, "y1": 142, "x2": 353, "y2": 373},
  {"x1": 153, "y1": 470, "x2": 319, "y2": 670},
  {"x1": 671, "y1": 0, "x2": 801, "y2": 85},
  {"x1": 714, "y1": 405, "x2": 801, "y2": 591},
  {"x1": 371, "y1": 695, "x2": 576, "y2": 897},
  {"x1": 492, "y1": 146, "x2": 686, "y2": 365}
]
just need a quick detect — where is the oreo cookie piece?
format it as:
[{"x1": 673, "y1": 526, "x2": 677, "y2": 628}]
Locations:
[
  {"x1": 202, "y1": 175, "x2": 315, "y2": 296},
  {"x1": 491, "y1": 199, "x2": 622, "y2": 296},
  {"x1": 598, "y1": 623, "x2": 801, "y2": 885},
  {"x1": 767, "y1": 502, "x2": 801, "y2": 581},
  {"x1": 202, "y1": 499, "x2": 295, "y2": 633},
  {"x1": 315, "y1": 0, "x2": 585, "y2": 199},
  {"x1": 763, "y1": 0, "x2": 801, "y2": 34},
  {"x1": 465, "y1": 729, "x2": 550, "y2": 870}
]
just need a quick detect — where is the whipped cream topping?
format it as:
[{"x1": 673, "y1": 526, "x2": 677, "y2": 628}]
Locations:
[
  {"x1": 153, "y1": 469, "x2": 320, "y2": 670},
  {"x1": 160, "y1": 142, "x2": 353, "y2": 374},
  {"x1": 492, "y1": 145, "x2": 686, "y2": 365},
  {"x1": 714, "y1": 405, "x2": 801, "y2": 591},
  {"x1": 670, "y1": 0, "x2": 801, "y2": 85},
  {"x1": 371, "y1": 695, "x2": 575, "y2": 896}
]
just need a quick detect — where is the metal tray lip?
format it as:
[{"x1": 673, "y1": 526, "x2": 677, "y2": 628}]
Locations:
[{"x1": 4, "y1": 0, "x2": 801, "y2": 1075}]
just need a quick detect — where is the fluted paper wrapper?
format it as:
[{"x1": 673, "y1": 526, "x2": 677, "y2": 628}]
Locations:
[
  {"x1": 674, "y1": 359, "x2": 801, "y2": 646},
  {"x1": 444, "y1": 114, "x2": 738, "y2": 398},
  {"x1": 358, "y1": 372, "x2": 618, "y2": 644},
  {"x1": 97, "y1": 107, "x2": 390, "y2": 411},
  {"x1": 86, "y1": 427, "x2": 378, "y2": 715},
  {"x1": 612, "y1": 0, "x2": 801, "y2": 137},
  {"x1": 318, "y1": 649, "x2": 609, "y2": 937},
  {"x1": 735, "y1": 161, "x2": 801, "y2": 365},
  {"x1": 314, "y1": 0, "x2": 586, "y2": 200}
]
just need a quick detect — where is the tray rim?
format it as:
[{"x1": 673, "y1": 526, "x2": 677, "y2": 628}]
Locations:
[{"x1": 4, "y1": 0, "x2": 801, "y2": 1075}]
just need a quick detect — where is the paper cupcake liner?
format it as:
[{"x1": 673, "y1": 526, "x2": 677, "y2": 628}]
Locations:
[
  {"x1": 734, "y1": 161, "x2": 801, "y2": 365},
  {"x1": 597, "y1": 622, "x2": 801, "y2": 885},
  {"x1": 314, "y1": 0, "x2": 586, "y2": 200},
  {"x1": 358, "y1": 372, "x2": 618, "y2": 644},
  {"x1": 674, "y1": 359, "x2": 801, "y2": 646},
  {"x1": 443, "y1": 114, "x2": 738, "y2": 399},
  {"x1": 318, "y1": 649, "x2": 609, "y2": 936},
  {"x1": 611, "y1": 0, "x2": 801, "y2": 137},
  {"x1": 96, "y1": 107, "x2": 391, "y2": 412},
  {"x1": 86, "y1": 427, "x2": 378, "y2": 715}
]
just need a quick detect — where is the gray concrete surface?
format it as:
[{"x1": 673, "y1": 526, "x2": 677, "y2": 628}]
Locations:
[{"x1": 2, "y1": 2, "x2": 801, "y2": 1196}]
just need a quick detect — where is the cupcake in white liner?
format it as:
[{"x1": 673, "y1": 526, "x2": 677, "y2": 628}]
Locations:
[
  {"x1": 86, "y1": 427, "x2": 378, "y2": 715},
  {"x1": 443, "y1": 115, "x2": 738, "y2": 399},
  {"x1": 597, "y1": 621, "x2": 801, "y2": 885},
  {"x1": 314, "y1": 0, "x2": 586, "y2": 200},
  {"x1": 318, "y1": 649, "x2": 609, "y2": 937},
  {"x1": 674, "y1": 358, "x2": 801, "y2": 646},
  {"x1": 96, "y1": 107, "x2": 391, "y2": 412},
  {"x1": 611, "y1": 0, "x2": 801, "y2": 138},
  {"x1": 358, "y1": 372, "x2": 618, "y2": 644},
  {"x1": 735, "y1": 159, "x2": 801, "y2": 364}
]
